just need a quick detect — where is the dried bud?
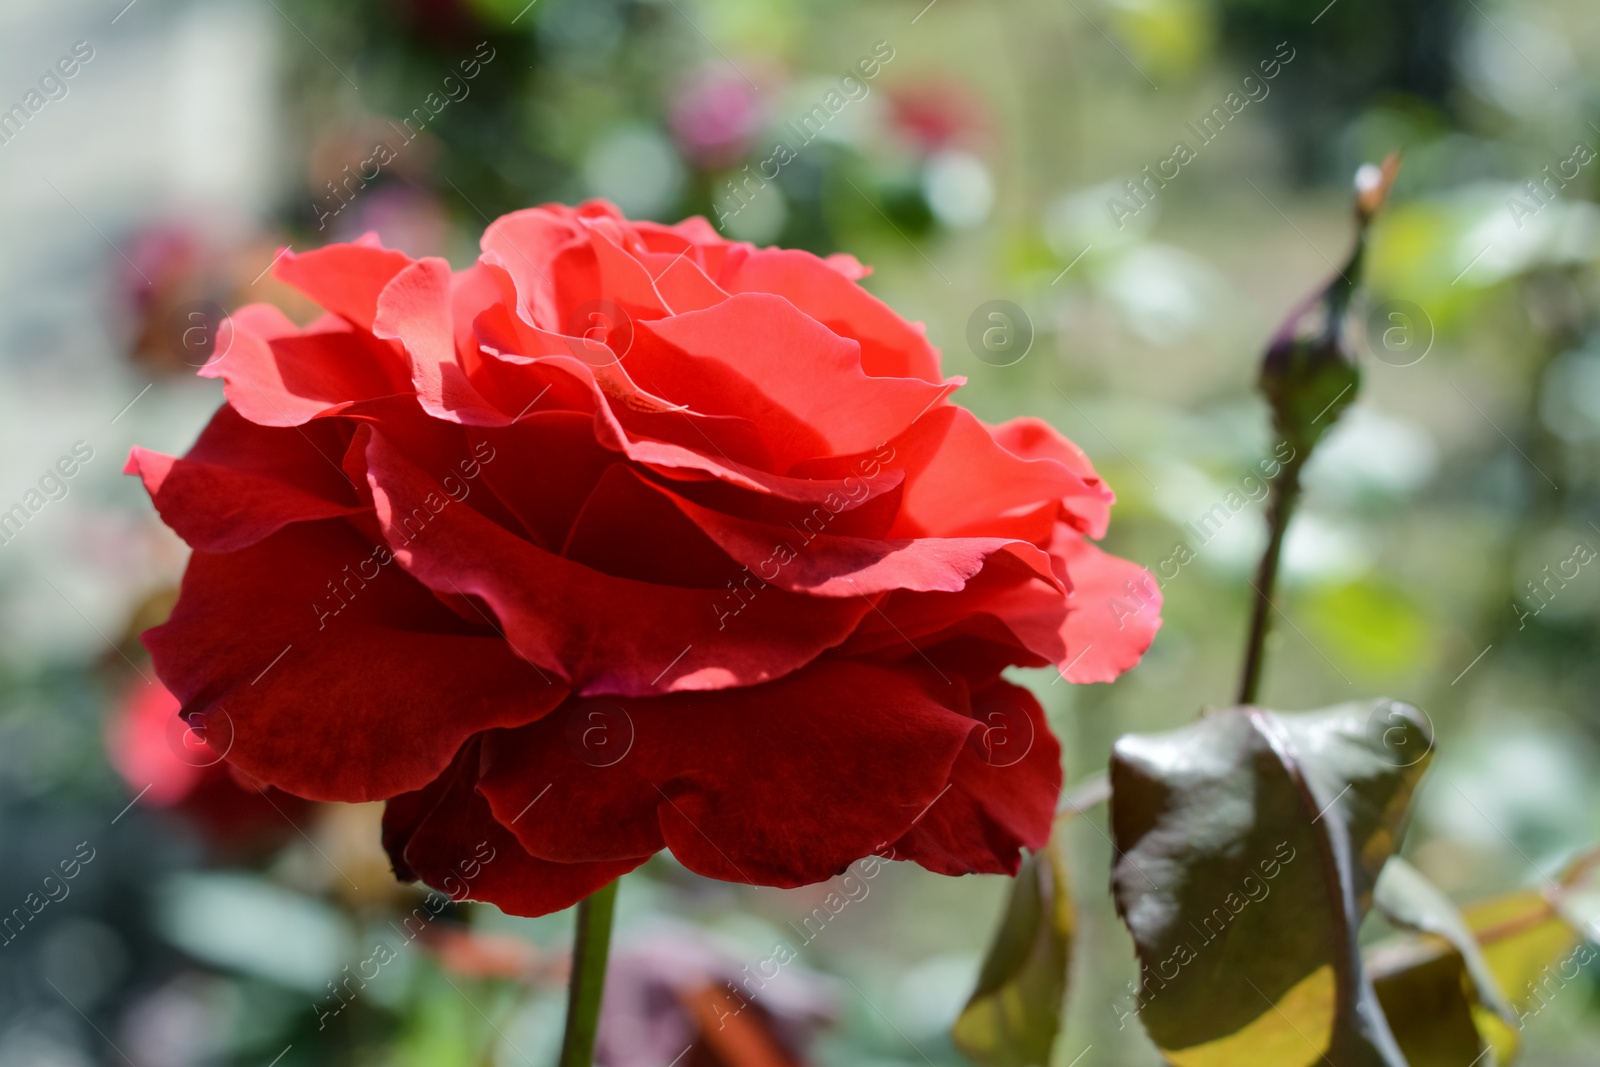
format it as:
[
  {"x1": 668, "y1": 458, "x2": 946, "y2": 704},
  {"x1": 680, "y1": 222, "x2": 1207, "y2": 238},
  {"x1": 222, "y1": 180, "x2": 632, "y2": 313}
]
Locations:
[
  {"x1": 1257, "y1": 154, "x2": 1400, "y2": 457},
  {"x1": 1355, "y1": 152, "x2": 1402, "y2": 226},
  {"x1": 1259, "y1": 289, "x2": 1361, "y2": 458}
]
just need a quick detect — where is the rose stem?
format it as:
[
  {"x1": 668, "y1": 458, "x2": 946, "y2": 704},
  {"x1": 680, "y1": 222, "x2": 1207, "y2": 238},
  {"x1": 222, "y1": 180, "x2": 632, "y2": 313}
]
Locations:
[
  {"x1": 1236, "y1": 453, "x2": 1304, "y2": 706},
  {"x1": 557, "y1": 878, "x2": 619, "y2": 1067}
]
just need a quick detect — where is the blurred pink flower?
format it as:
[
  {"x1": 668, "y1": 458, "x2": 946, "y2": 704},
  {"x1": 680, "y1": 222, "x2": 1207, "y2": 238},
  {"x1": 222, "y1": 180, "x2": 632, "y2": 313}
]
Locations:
[
  {"x1": 670, "y1": 69, "x2": 764, "y2": 169},
  {"x1": 327, "y1": 184, "x2": 453, "y2": 258}
]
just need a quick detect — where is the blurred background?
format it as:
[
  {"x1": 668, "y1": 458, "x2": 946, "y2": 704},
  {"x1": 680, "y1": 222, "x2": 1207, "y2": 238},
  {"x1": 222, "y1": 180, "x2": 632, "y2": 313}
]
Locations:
[{"x1": 2, "y1": 0, "x2": 1600, "y2": 1063}]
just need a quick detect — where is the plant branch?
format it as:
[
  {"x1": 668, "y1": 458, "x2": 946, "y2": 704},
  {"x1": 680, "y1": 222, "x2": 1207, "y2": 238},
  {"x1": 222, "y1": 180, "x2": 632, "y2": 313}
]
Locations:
[{"x1": 1237, "y1": 455, "x2": 1304, "y2": 705}]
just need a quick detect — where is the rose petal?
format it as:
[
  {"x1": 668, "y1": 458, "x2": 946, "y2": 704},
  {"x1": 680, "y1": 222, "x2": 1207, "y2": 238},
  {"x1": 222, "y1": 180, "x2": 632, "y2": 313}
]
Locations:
[
  {"x1": 634, "y1": 293, "x2": 949, "y2": 468},
  {"x1": 642, "y1": 474, "x2": 1059, "y2": 597},
  {"x1": 1054, "y1": 530, "x2": 1162, "y2": 683},
  {"x1": 375, "y1": 257, "x2": 507, "y2": 424},
  {"x1": 145, "y1": 520, "x2": 564, "y2": 801},
  {"x1": 479, "y1": 659, "x2": 977, "y2": 885},
  {"x1": 636, "y1": 249, "x2": 729, "y2": 314},
  {"x1": 383, "y1": 740, "x2": 643, "y2": 917},
  {"x1": 203, "y1": 314, "x2": 411, "y2": 428},
  {"x1": 889, "y1": 407, "x2": 1108, "y2": 540},
  {"x1": 273, "y1": 236, "x2": 416, "y2": 330},
  {"x1": 470, "y1": 413, "x2": 619, "y2": 552},
  {"x1": 989, "y1": 416, "x2": 1113, "y2": 538},
  {"x1": 560, "y1": 464, "x2": 748, "y2": 588},
  {"x1": 843, "y1": 558, "x2": 1070, "y2": 669},
  {"x1": 479, "y1": 208, "x2": 584, "y2": 330},
  {"x1": 363, "y1": 430, "x2": 874, "y2": 696},
  {"x1": 472, "y1": 301, "x2": 774, "y2": 466},
  {"x1": 125, "y1": 405, "x2": 364, "y2": 552},
  {"x1": 891, "y1": 680, "x2": 1060, "y2": 875},
  {"x1": 715, "y1": 247, "x2": 944, "y2": 383}
]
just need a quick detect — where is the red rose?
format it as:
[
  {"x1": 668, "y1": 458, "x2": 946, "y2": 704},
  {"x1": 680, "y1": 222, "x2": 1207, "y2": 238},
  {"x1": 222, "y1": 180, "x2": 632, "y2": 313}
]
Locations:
[{"x1": 127, "y1": 200, "x2": 1160, "y2": 915}]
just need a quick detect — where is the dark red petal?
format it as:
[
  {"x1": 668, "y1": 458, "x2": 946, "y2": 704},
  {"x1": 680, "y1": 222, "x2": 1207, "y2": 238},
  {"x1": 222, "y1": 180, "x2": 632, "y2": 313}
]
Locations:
[
  {"x1": 715, "y1": 247, "x2": 944, "y2": 383},
  {"x1": 470, "y1": 414, "x2": 619, "y2": 553},
  {"x1": 272, "y1": 237, "x2": 415, "y2": 330},
  {"x1": 479, "y1": 660, "x2": 977, "y2": 886},
  {"x1": 337, "y1": 401, "x2": 527, "y2": 538},
  {"x1": 891, "y1": 680, "x2": 1060, "y2": 875},
  {"x1": 145, "y1": 520, "x2": 564, "y2": 802},
  {"x1": 363, "y1": 431, "x2": 873, "y2": 696},
  {"x1": 560, "y1": 464, "x2": 743, "y2": 588},
  {"x1": 124, "y1": 405, "x2": 364, "y2": 552},
  {"x1": 384, "y1": 740, "x2": 642, "y2": 917}
]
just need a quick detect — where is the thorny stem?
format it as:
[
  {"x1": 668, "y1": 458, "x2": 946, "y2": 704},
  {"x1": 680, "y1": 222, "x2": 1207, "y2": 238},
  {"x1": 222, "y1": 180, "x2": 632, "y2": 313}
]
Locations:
[{"x1": 557, "y1": 878, "x2": 619, "y2": 1067}]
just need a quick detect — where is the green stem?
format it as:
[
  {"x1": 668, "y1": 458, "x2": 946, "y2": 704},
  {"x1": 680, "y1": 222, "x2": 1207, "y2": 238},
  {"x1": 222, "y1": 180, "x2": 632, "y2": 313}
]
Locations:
[
  {"x1": 1237, "y1": 457, "x2": 1303, "y2": 705},
  {"x1": 557, "y1": 879, "x2": 619, "y2": 1067}
]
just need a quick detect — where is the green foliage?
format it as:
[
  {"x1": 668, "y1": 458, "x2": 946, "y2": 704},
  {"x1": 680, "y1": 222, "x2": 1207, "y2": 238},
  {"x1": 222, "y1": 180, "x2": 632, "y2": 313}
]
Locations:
[
  {"x1": 1107, "y1": 700, "x2": 1431, "y2": 1066},
  {"x1": 951, "y1": 834, "x2": 1073, "y2": 1067},
  {"x1": 1305, "y1": 581, "x2": 1433, "y2": 680},
  {"x1": 1372, "y1": 857, "x2": 1516, "y2": 1030}
]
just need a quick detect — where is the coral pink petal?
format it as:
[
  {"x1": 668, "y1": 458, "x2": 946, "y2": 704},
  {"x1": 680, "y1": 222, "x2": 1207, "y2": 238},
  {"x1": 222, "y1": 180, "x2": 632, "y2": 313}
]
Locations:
[
  {"x1": 273, "y1": 238, "x2": 416, "y2": 330},
  {"x1": 204, "y1": 316, "x2": 411, "y2": 428},
  {"x1": 633, "y1": 293, "x2": 950, "y2": 468},
  {"x1": 890, "y1": 407, "x2": 1107, "y2": 540},
  {"x1": 716, "y1": 247, "x2": 944, "y2": 383},
  {"x1": 374, "y1": 257, "x2": 503, "y2": 423},
  {"x1": 989, "y1": 415, "x2": 1114, "y2": 538},
  {"x1": 1055, "y1": 531, "x2": 1162, "y2": 683}
]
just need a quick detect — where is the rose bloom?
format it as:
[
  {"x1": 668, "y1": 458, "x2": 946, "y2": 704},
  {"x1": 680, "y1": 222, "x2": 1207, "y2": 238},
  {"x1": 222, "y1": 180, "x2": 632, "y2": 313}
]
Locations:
[{"x1": 127, "y1": 200, "x2": 1160, "y2": 915}]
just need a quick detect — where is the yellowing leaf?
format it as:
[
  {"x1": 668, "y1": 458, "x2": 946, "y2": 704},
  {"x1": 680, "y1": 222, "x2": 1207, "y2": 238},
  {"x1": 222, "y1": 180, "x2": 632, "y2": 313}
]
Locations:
[
  {"x1": 1109, "y1": 700, "x2": 1432, "y2": 1067},
  {"x1": 951, "y1": 837, "x2": 1073, "y2": 1067},
  {"x1": 1162, "y1": 966, "x2": 1334, "y2": 1067}
]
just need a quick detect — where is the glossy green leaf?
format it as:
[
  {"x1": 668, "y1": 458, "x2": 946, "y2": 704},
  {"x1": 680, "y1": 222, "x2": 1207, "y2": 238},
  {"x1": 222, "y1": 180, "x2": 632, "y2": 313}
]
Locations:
[
  {"x1": 1366, "y1": 938, "x2": 1487, "y2": 1067},
  {"x1": 1361, "y1": 882, "x2": 1588, "y2": 1065},
  {"x1": 1374, "y1": 856, "x2": 1515, "y2": 1027},
  {"x1": 951, "y1": 835, "x2": 1073, "y2": 1067},
  {"x1": 1108, "y1": 700, "x2": 1432, "y2": 1067}
]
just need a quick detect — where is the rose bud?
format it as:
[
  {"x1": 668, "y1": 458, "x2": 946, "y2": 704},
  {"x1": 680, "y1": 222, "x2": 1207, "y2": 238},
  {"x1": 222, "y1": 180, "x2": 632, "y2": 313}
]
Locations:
[{"x1": 1258, "y1": 154, "x2": 1400, "y2": 458}]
